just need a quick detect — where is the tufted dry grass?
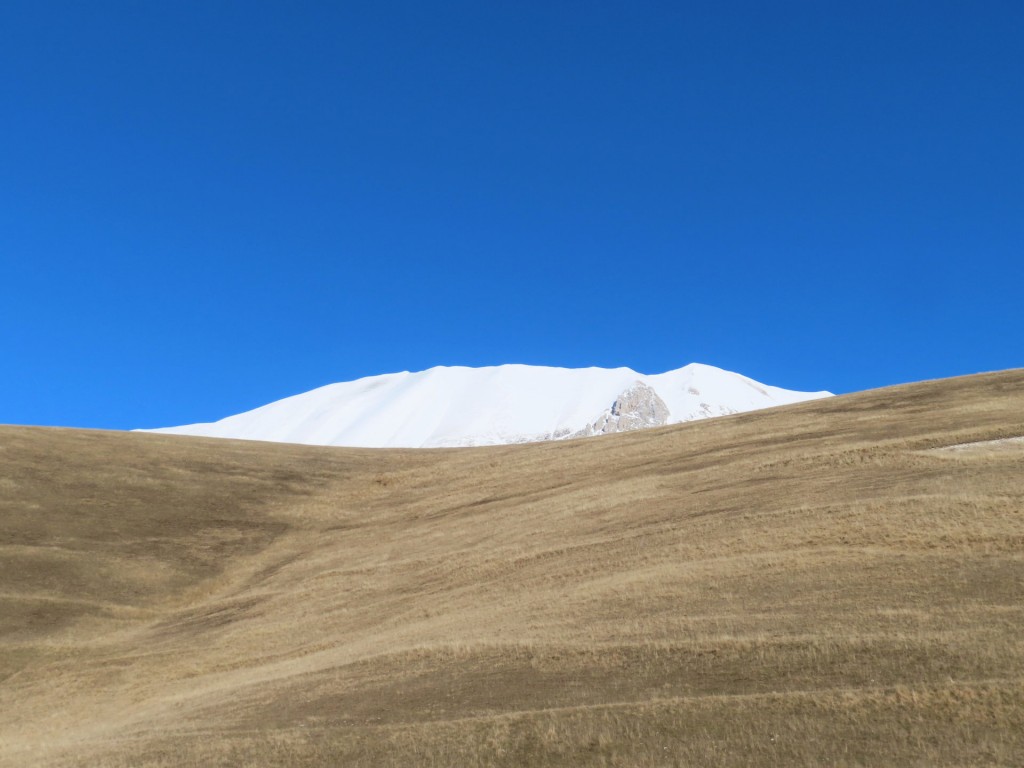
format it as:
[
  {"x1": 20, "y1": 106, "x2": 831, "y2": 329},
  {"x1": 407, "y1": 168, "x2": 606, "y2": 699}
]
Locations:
[{"x1": 1, "y1": 369, "x2": 1023, "y2": 766}]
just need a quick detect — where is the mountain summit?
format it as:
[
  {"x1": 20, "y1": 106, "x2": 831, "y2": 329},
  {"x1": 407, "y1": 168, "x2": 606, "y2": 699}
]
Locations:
[{"x1": 147, "y1": 363, "x2": 832, "y2": 448}]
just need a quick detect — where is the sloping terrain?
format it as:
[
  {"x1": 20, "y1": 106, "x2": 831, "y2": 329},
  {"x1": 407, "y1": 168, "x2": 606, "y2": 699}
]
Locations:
[{"x1": 1, "y1": 370, "x2": 1022, "y2": 766}]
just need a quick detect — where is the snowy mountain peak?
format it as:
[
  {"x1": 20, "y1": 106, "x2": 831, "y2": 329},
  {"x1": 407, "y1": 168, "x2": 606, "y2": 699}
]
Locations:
[{"x1": 145, "y1": 363, "x2": 832, "y2": 448}]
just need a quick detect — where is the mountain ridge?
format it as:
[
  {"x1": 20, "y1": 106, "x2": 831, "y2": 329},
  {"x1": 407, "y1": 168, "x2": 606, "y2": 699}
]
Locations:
[{"x1": 146, "y1": 362, "x2": 832, "y2": 448}]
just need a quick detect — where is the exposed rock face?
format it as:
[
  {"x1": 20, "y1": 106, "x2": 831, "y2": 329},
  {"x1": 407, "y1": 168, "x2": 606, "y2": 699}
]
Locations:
[{"x1": 572, "y1": 382, "x2": 670, "y2": 438}]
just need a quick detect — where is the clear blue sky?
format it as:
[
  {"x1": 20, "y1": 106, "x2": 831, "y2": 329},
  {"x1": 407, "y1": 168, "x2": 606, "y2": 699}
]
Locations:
[{"x1": 2, "y1": 1, "x2": 1021, "y2": 430}]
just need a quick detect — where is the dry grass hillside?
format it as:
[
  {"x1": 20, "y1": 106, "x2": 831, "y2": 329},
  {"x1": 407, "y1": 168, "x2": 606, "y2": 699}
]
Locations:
[{"x1": 1, "y1": 370, "x2": 1023, "y2": 767}]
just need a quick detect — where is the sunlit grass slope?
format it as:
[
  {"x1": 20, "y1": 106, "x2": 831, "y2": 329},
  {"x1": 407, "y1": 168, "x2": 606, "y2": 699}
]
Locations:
[{"x1": 1, "y1": 370, "x2": 1023, "y2": 766}]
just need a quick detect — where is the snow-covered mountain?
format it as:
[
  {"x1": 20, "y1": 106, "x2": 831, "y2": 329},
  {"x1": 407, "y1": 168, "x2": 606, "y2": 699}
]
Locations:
[{"x1": 147, "y1": 363, "x2": 831, "y2": 449}]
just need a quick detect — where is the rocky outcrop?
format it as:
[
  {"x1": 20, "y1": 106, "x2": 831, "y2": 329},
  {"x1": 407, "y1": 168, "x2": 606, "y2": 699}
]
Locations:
[{"x1": 571, "y1": 382, "x2": 670, "y2": 438}]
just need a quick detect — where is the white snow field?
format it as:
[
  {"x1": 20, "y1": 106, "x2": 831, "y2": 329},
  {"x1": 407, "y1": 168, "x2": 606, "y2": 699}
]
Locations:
[{"x1": 146, "y1": 363, "x2": 832, "y2": 449}]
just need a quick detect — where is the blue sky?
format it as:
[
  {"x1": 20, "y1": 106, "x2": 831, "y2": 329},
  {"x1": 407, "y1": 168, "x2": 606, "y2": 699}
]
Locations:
[{"x1": 2, "y1": 1, "x2": 1021, "y2": 430}]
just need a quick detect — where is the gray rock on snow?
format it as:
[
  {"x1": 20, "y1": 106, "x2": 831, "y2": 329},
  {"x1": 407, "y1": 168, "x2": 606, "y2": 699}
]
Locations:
[{"x1": 572, "y1": 382, "x2": 670, "y2": 438}]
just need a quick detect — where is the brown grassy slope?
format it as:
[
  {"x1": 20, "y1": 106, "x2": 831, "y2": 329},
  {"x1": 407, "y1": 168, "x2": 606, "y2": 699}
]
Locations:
[{"x1": 1, "y1": 370, "x2": 1022, "y2": 767}]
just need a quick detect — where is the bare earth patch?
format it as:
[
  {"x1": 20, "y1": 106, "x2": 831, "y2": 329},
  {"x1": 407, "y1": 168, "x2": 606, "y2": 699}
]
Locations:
[{"x1": 931, "y1": 435, "x2": 1024, "y2": 453}]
